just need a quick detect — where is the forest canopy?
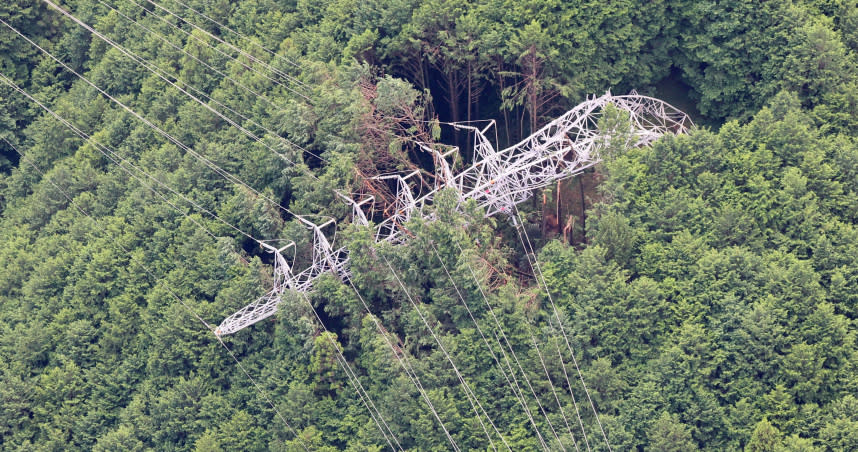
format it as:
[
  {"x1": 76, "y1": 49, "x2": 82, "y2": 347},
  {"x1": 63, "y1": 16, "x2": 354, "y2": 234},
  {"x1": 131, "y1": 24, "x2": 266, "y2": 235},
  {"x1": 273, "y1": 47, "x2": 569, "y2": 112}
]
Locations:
[{"x1": 1, "y1": 0, "x2": 858, "y2": 450}]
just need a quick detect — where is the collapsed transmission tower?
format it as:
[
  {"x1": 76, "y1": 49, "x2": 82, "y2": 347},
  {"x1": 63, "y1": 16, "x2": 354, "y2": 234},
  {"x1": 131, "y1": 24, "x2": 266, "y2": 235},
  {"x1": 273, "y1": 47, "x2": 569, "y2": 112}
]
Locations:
[{"x1": 215, "y1": 92, "x2": 693, "y2": 335}]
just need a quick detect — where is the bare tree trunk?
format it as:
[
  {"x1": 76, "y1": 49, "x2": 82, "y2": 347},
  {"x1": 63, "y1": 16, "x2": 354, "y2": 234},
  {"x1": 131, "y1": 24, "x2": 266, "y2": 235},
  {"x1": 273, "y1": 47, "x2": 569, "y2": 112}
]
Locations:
[
  {"x1": 524, "y1": 45, "x2": 540, "y2": 136},
  {"x1": 579, "y1": 176, "x2": 587, "y2": 244},
  {"x1": 467, "y1": 60, "x2": 472, "y2": 123},
  {"x1": 448, "y1": 76, "x2": 460, "y2": 123},
  {"x1": 497, "y1": 57, "x2": 511, "y2": 146},
  {"x1": 527, "y1": 62, "x2": 536, "y2": 135},
  {"x1": 443, "y1": 69, "x2": 462, "y2": 151},
  {"x1": 563, "y1": 215, "x2": 575, "y2": 244},
  {"x1": 556, "y1": 180, "x2": 561, "y2": 233}
]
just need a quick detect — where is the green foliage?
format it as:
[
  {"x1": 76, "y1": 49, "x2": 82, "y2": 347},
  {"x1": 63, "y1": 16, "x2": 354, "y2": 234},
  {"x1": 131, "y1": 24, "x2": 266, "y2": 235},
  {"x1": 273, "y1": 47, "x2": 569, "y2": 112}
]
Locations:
[
  {"x1": 2, "y1": 0, "x2": 858, "y2": 450},
  {"x1": 746, "y1": 418, "x2": 782, "y2": 452},
  {"x1": 648, "y1": 412, "x2": 699, "y2": 452}
]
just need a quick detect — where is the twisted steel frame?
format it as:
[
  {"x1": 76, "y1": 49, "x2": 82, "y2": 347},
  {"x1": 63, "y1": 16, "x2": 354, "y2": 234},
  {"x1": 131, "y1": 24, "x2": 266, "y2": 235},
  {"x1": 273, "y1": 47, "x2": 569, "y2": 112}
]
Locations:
[{"x1": 215, "y1": 92, "x2": 693, "y2": 335}]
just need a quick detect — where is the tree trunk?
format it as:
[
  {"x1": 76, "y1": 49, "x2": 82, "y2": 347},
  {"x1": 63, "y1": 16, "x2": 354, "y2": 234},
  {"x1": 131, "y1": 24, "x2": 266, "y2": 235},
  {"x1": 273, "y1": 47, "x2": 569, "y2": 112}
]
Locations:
[
  {"x1": 445, "y1": 70, "x2": 461, "y2": 151},
  {"x1": 556, "y1": 180, "x2": 561, "y2": 233},
  {"x1": 467, "y1": 60, "x2": 472, "y2": 123},
  {"x1": 497, "y1": 57, "x2": 511, "y2": 146},
  {"x1": 579, "y1": 176, "x2": 587, "y2": 244},
  {"x1": 526, "y1": 45, "x2": 539, "y2": 136}
]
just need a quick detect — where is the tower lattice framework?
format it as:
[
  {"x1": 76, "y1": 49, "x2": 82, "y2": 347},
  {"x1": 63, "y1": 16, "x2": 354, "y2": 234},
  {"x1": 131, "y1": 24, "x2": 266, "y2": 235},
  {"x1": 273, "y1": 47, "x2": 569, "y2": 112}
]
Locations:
[{"x1": 215, "y1": 92, "x2": 693, "y2": 335}]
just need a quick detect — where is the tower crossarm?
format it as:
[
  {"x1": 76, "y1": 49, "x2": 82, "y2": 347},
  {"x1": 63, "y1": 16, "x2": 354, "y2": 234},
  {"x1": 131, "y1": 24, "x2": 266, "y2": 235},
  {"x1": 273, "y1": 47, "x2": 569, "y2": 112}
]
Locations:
[
  {"x1": 216, "y1": 217, "x2": 347, "y2": 335},
  {"x1": 215, "y1": 241, "x2": 296, "y2": 336}
]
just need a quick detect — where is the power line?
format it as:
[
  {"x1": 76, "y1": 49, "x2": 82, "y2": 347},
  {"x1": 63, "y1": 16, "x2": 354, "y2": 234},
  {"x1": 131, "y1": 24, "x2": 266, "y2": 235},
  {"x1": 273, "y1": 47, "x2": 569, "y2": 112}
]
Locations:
[
  {"x1": 512, "y1": 205, "x2": 611, "y2": 451},
  {"x1": 344, "y1": 278, "x2": 461, "y2": 451},
  {"x1": 529, "y1": 328, "x2": 580, "y2": 451},
  {"x1": 5, "y1": 11, "x2": 450, "y2": 446},
  {"x1": 432, "y1": 224, "x2": 579, "y2": 449},
  {"x1": 0, "y1": 67, "x2": 250, "y2": 244},
  {"x1": 159, "y1": 0, "x2": 305, "y2": 71},
  {"x1": 13, "y1": 5, "x2": 481, "y2": 450},
  {"x1": 551, "y1": 321, "x2": 591, "y2": 452},
  {"x1": 429, "y1": 239, "x2": 558, "y2": 451},
  {"x1": 449, "y1": 236, "x2": 573, "y2": 451},
  {"x1": 103, "y1": 8, "x2": 654, "y2": 448},
  {"x1": 0, "y1": 25, "x2": 401, "y2": 448},
  {"x1": 4, "y1": 136, "x2": 310, "y2": 452},
  {"x1": 96, "y1": 0, "x2": 326, "y2": 163},
  {"x1": 12, "y1": 2, "x2": 691, "y2": 447},
  {"x1": 379, "y1": 250, "x2": 516, "y2": 451},
  {"x1": 137, "y1": 0, "x2": 310, "y2": 97},
  {"x1": 45, "y1": 0, "x2": 325, "y2": 172},
  {"x1": 74, "y1": 5, "x2": 530, "y2": 444},
  {"x1": 19, "y1": 4, "x2": 303, "y2": 222}
]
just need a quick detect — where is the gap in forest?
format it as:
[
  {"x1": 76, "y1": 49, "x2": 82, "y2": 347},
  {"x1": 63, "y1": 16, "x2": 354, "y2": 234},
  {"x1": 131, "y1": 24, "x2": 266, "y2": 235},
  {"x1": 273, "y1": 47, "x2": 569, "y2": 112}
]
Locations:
[
  {"x1": 0, "y1": 142, "x2": 20, "y2": 174},
  {"x1": 409, "y1": 136, "x2": 436, "y2": 170},
  {"x1": 425, "y1": 68, "x2": 471, "y2": 162},
  {"x1": 477, "y1": 84, "x2": 508, "y2": 148},
  {"x1": 315, "y1": 298, "x2": 348, "y2": 346},
  {"x1": 399, "y1": 64, "x2": 510, "y2": 169},
  {"x1": 278, "y1": 190, "x2": 293, "y2": 217},
  {"x1": 303, "y1": 148, "x2": 324, "y2": 170},
  {"x1": 241, "y1": 236, "x2": 264, "y2": 261},
  {"x1": 539, "y1": 170, "x2": 607, "y2": 247},
  {"x1": 652, "y1": 66, "x2": 719, "y2": 129}
]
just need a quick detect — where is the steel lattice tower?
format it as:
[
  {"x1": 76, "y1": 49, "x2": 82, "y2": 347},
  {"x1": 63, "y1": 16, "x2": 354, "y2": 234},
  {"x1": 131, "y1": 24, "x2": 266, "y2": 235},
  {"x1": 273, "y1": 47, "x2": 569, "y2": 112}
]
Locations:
[{"x1": 215, "y1": 92, "x2": 693, "y2": 335}]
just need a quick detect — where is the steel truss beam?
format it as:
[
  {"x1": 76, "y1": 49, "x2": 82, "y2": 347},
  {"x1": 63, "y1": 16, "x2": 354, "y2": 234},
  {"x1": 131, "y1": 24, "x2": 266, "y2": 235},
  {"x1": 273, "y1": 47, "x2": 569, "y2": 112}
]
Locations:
[{"x1": 216, "y1": 92, "x2": 693, "y2": 335}]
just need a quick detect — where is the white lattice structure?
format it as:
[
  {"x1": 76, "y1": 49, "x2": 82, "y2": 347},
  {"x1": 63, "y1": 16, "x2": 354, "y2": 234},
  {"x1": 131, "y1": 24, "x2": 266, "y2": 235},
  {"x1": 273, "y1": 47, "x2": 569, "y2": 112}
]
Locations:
[
  {"x1": 214, "y1": 241, "x2": 295, "y2": 335},
  {"x1": 216, "y1": 92, "x2": 693, "y2": 335},
  {"x1": 215, "y1": 217, "x2": 351, "y2": 335}
]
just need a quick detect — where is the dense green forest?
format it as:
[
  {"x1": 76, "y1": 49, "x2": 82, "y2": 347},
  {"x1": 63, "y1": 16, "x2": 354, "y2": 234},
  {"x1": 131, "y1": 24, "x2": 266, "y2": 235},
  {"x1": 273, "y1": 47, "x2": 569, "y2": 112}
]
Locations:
[{"x1": 2, "y1": 0, "x2": 858, "y2": 450}]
